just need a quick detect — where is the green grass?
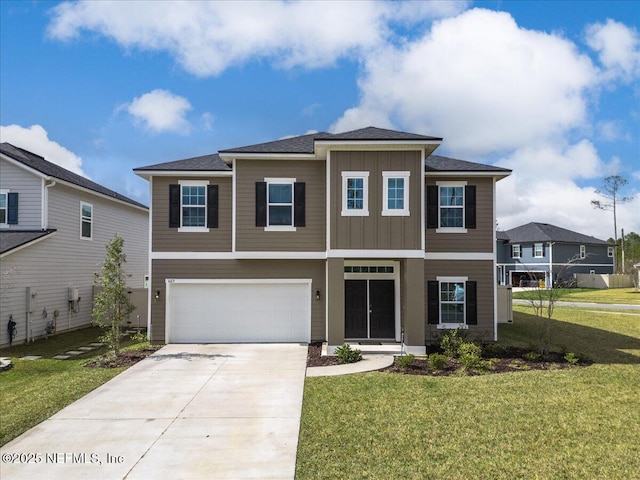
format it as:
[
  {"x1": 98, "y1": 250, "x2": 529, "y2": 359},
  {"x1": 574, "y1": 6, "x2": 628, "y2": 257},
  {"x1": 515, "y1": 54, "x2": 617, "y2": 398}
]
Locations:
[
  {"x1": 296, "y1": 307, "x2": 640, "y2": 479},
  {"x1": 513, "y1": 287, "x2": 640, "y2": 304},
  {"x1": 0, "y1": 326, "x2": 149, "y2": 446}
]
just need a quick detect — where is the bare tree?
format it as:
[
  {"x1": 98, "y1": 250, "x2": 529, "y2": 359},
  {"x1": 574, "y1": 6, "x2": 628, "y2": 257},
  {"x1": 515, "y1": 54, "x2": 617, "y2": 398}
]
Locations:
[{"x1": 591, "y1": 175, "x2": 634, "y2": 271}]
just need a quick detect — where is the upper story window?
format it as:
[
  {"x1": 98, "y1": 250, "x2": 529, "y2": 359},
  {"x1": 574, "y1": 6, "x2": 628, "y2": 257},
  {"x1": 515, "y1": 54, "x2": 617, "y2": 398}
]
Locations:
[
  {"x1": 80, "y1": 202, "x2": 93, "y2": 240},
  {"x1": 255, "y1": 178, "x2": 305, "y2": 231},
  {"x1": 169, "y1": 180, "x2": 218, "y2": 232},
  {"x1": 427, "y1": 276, "x2": 478, "y2": 329},
  {"x1": 534, "y1": 243, "x2": 544, "y2": 258},
  {"x1": 427, "y1": 181, "x2": 476, "y2": 233},
  {"x1": 341, "y1": 171, "x2": 369, "y2": 216},
  {"x1": 382, "y1": 171, "x2": 410, "y2": 216},
  {"x1": 512, "y1": 244, "x2": 521, "y2": 258},
  {"x1": 0, "y1": 189, "x2": 18, "y2": 227},
  {"x1": 580, "y1": 245, "x2": 586, "y2": 259}
]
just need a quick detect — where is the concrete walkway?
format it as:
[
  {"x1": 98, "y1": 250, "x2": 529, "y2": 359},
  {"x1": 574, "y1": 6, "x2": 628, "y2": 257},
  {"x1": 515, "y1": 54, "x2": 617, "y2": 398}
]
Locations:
[
  {"x1": 306, "y1": 354, "x2": 395, "y2": 377},
  {"x1": 0, "y1": 343, "x2": 307, "y2": 480}
]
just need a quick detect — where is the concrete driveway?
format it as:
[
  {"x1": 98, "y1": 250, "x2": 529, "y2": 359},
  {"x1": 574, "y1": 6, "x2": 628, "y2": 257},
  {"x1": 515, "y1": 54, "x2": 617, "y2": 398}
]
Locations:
[{"x1": 0, "y1": 343, "x2": 308, "y2": 480}]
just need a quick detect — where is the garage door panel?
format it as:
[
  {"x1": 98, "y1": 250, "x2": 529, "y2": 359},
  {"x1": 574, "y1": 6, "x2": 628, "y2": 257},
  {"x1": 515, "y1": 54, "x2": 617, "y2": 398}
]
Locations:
[{"x1": 167, "y1": 281, "x2": 310, "y2": 343}]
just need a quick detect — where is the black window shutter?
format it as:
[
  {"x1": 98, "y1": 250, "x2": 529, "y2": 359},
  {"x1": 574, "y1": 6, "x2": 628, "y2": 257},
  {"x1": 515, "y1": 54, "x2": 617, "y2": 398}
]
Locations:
[
  {"x1": 255, "y1": 182, "x2": 267, "y2": 227},
  {"x1": 207, "y1": 185, "x2": 218, "y2": 229},
  {"x1": 427, "y1": 280, "x2": 440, "y2": 324},
  {"x1": 532, "y1": 245, "x2": 536, "y2": 256},
  {"x1": 169, "y1": 184, "x2": 180, "y2": 228},
  {"x1": 426, "y1": 185, "x2": 438, "y2": 229},
  {"x1": 294, "y1": 182, "x2": 305, "y2": 227},
  {"x1": 466, "y1": 281, "x2": 477, "y2": 325},
  {"x1": 465, "y1": 185, "x2": 476, "y2": 229},
  {"x1": 7, "y1": 192, "x2": 18, "y2": 225}
]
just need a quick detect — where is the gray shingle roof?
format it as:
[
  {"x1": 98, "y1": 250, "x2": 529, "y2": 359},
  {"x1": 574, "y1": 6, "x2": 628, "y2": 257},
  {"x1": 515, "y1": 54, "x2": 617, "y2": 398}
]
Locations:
[
  {"x1": 1, "y1": 143, "x2": 147, "y2": 209},
  {"x1": 134, "y1": 153, "x2": 231, "y2": 172},
  {"x1": 502, "y1": 222, "x2": 611, "y2": 245},
  {"x1": 426, "y1": 155, "x2": 512, "y2": 173},
  {"x1": 315, "y1": 126, "x2": 442, "y2": 142},
  {"x1": 0, "y1": 229, "x2": 56, "y2": 255},
  {"x1": 219, "y1": 132, "x2": 329, "y2": 154}
]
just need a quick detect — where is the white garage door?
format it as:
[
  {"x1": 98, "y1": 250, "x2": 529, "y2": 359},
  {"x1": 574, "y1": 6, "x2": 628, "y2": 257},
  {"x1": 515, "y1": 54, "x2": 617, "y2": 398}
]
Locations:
[{"x1": 166, "y1": 280, "x2": 311, "y2": 343}]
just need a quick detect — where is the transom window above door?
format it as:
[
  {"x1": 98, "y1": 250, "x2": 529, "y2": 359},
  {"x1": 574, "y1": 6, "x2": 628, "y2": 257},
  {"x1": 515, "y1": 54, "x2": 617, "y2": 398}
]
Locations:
[
  {"x1": 341, "y1": 171, "x2": 369, "y2": 216},
  {"x1": 382, "y1": 171, "x2": 410, "y2": 216}
]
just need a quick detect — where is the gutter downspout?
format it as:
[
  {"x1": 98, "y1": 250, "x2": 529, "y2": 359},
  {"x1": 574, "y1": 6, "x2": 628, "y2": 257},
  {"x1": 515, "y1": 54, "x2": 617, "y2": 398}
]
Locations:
[{"x1": 548, "y1": 241, "x2": 553, "y2": 288}]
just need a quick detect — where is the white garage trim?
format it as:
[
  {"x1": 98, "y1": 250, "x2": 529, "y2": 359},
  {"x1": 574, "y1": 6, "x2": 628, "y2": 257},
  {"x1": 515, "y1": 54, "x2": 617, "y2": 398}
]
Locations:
[{"x1": 165, "y1": 278, "x2": 312, "y2": 343}]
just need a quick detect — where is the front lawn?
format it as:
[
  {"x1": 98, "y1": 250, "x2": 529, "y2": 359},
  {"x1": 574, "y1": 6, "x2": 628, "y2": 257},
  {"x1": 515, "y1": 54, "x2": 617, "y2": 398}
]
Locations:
[
  {"x1": 296, "y1": 306, "x2": 640, "y2": 479},
  {"x1": 0, "y1": 327, "x2": 150, "y2": 446},
  {"x1": 513, "y1": 287, "x2": 640, "y2": 305}
]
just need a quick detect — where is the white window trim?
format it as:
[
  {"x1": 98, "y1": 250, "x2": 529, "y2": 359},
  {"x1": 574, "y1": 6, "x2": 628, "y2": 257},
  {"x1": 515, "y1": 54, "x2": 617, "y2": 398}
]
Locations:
[
  {"x1": 0, "y1": 189, "x2": 8, "y2": 228},
  {"x1": 382, "y1": 171, "x2": 410, "y2": 216},
  {"x1": 580, "y1": 245, "x2": 586, "y2": 259},
  {"x1": 80, "y1": 201, "x2": 93, "y2": 240},
  {"x1": 436, "y1": 275, "x2": 469, "y2": 329},
  {"x1": 341, "y1": 171, "x2": 369, "y2": 216},
  {"x1": 264, "y1": 177, "x2": 296, "y2": 232},
  {"x1": 435, "y1": 180, "x2": 467, "y2": 233},
  {"x1": 512, "y1": 244, "x2": 521, "y2": 259},
  {"x1": 178, "y1": 180, "x2": 209, "y2": 233},
  {"x1": 534, "y1": 243, "x2": 544, "y2": 258}
]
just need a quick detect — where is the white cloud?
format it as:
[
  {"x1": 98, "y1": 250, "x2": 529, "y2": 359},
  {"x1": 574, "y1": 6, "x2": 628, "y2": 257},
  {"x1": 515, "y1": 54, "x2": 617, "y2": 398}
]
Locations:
[
  {"x1": 0, "y1": 124, "x2": 86, "y2": 176},
  {"x1": 46, "y1": 0, "x2": 467, "y2": 76},
  {"x1": 332, "y1": 8, "x2": 597, "y2": 156},
  {"x1": 126, "y1": 89, "x2": 192, "y2": 134},
  {"x1": 585, "y1": 19, "x2": 640, "y2": 83}
]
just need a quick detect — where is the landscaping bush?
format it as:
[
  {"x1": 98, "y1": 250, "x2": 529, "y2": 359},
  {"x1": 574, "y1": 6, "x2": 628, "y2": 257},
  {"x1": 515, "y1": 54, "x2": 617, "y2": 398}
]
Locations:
[
  {"x1": 428, "y1": 353, "x2": 448, "y2": 370},
  {"x1": 457, "y1": 342, "x2": 484, "y2": 369},
  {"x1": 439, "y1": 329, "x2": 466, "y2": 357},
  {"x1": 396, "y1": 354, "x2": 415, "y2": 369},
  {"x1": 334, "y1": 344, "x2": 362, "y2": 364}
]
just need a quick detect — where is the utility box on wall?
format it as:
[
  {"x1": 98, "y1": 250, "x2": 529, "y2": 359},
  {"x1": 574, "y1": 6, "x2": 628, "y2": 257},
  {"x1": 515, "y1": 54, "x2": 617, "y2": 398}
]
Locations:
[
  {"x1": 497, "y1": 285, "x2": 513, "y2": 324},
  {"x1": 68, "y1": 286, "x2": 80, "y2": 302}
]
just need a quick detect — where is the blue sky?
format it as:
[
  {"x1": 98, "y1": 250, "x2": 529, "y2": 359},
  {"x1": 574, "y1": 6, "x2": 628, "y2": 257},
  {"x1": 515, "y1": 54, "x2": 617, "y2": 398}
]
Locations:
[{"x1": 1, "y1": 0, "x2": 638, "y2": 241}]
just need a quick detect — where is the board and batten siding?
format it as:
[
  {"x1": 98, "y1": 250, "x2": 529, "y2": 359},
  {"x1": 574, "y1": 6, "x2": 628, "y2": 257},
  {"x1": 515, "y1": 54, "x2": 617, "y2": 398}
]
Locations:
[
  {"x1": 424, "y1": 259, "x2": 495, "y2": 343},
  {"x1": 425, "y1": 176, "x2": 495, "y2": 253},
  {"x1": 151, "y1": 259, "x2": 326, "y2": 344},
  {"x1": 235, "y1": 159, "x2": 326, "y2": 252},
  {"x1": 330, "y1": 150, "x2": 422, "y2": 251},
  {"x1": 152, "y1": 176, "x2": 232, "y2": 252},
  {"x1": 0, "y1": 158, "x2": 43, "y2": 229},
  {"x1": 0, "y1": 183, "x2": 148, "y2": 346}
]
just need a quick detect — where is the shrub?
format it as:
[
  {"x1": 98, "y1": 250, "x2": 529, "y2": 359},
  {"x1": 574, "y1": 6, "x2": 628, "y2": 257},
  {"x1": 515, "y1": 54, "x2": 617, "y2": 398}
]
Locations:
[
  {"x1": 428, "y1": 353, "x2": 448, "y2": 370},
  {"x1": 564, "y1": 352, "x2": 580, "y2": 365},
  {"x1": 524, "y1": 351, "x2": 542, "y2": 361},
  {"x1": 396, "y1": 354, "x2": 415, "y2": 369},
  {"x1": 439, "y1": 329, "x2": 466, "y2": 357},
  {"x1": 458, "y1": 342, "x2": 484, "y2": 369},
  {"x1": 482, "y1": 343, "x2": 506, "y2": 357},
  {"x1": 334, "y1": 344, "x2": 362, "y2": 364}
]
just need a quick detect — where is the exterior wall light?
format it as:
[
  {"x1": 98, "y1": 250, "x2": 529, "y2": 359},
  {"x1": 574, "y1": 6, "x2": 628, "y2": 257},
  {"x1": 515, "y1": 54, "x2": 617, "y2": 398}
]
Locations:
[
  {"x1": 155, "y1": 290, "x2": 161, "y2": 300},
  {"x1": 315, "y1": 290, "x2": 321, "y2": 300}
]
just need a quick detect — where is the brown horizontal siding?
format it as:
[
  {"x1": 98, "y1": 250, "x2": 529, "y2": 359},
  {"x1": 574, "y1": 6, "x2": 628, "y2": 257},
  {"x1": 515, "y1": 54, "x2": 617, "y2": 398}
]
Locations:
[
  {"x1": 330, "y1": 150, "x2": 422, "y2": 250},
  {"x1": 424, "y1": 259, "x2": 495, "y2": 343},
  {"x1": 425, "y1": 176, "x2": 494, "y2": 253},
  {"x1": 151, "y1": 259, "x2": 325, "y2": 343},
  {"x1": 152, "y1": 176, "x2": 232, "y2": 252},
  {"x1": 235, "y1": 160, "x2": 326, "y2": 251}
]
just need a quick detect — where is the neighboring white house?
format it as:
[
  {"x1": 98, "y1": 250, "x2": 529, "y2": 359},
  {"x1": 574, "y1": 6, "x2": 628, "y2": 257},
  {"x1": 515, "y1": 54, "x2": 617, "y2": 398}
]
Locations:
[{"x1": 0, "y1": 143, "x2": 149, "y2": 347}]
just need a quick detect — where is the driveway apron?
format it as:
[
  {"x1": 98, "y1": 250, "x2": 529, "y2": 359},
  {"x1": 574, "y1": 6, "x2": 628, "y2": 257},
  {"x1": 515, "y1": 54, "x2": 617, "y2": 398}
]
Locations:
[{"x1": 0, "y1": 343, "x2": 308, "y2": 480}]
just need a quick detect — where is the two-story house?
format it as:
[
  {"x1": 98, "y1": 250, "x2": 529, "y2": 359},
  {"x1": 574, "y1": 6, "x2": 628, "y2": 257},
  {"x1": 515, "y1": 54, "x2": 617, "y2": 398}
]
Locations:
[
  {"x1": 134, "y1": 127, "x2": 511, "y2": 353},
  {"x1": 0, "y1": 143, "x2": 149, "y2": 347},
  {"x1": 496, "y1": 222, "x2": 614, "y2": 287}
]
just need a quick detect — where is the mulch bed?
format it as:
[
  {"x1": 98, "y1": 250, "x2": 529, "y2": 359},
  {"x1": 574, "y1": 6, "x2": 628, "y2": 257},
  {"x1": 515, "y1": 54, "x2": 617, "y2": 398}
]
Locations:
[
  {"x1": 307, "y1": 342, "x2": 591, "y2": 376},
  {"x1": 84, "y1": 347, "x2": 160, "y2": 368}
]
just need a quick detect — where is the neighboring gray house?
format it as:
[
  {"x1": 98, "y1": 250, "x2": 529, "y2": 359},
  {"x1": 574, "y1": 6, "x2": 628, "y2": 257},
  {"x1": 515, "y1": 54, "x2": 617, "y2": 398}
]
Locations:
[
  {"x1": 496, "y1": 222, "x2": 614, "y2": 287},
  {"x1": 134, "y1": 126, "x2": 511, "y2": 352},
  {"x1": 0, "y1": 143, "x2": 149, "y2": 347}
]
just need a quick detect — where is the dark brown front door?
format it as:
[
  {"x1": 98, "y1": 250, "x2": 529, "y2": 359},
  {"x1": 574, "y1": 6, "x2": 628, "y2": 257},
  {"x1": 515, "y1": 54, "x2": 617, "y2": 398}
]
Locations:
[{"x1": 345, "y1": 279, "x2": 395, "y2": 339}]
